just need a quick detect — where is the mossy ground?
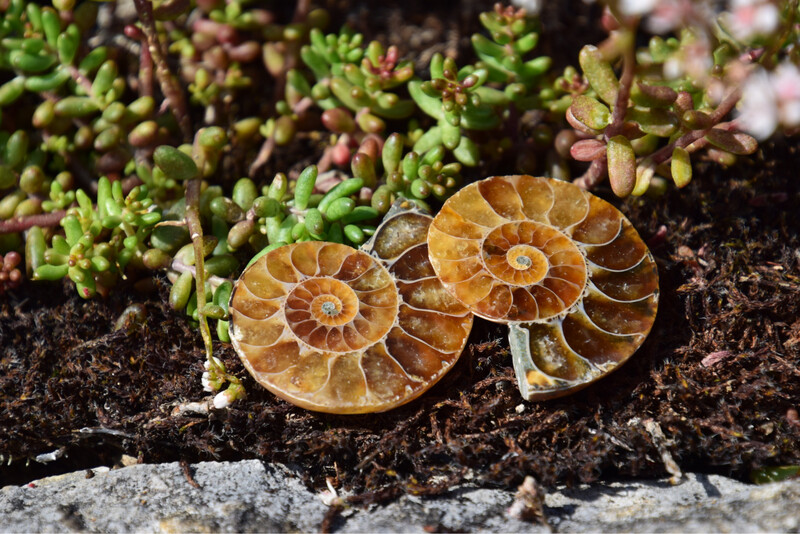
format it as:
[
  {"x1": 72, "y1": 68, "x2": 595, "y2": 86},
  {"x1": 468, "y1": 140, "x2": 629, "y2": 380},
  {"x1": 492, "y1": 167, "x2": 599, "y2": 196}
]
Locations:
[{"x1": 1, "y1": 0, "x2": 799, "y2": 502}]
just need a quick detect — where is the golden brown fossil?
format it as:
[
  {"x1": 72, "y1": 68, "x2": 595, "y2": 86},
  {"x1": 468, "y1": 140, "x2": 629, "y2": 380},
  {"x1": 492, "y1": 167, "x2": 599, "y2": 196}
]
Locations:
[
  {"x1": 427, "y1": 175, "x2": 659, "y2": 400},
  {"x1": 228, "y1": 205, "x2": 473, "y2": 413}
]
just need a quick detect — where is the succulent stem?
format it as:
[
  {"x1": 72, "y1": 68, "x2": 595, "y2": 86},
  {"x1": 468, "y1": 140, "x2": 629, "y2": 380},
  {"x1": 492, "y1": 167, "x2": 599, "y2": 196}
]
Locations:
[
  {"x1": 649, "y1": 89, "x2": 741, "y2": 166},
  {"x1": 184, "y1": 178, "x2": 213, "y2": 361},
  {"x1": 0, "y1": 211, "x2": 66, "y2": 234},
  {"x1": 132, "y1": 0, "x2": 192, "y2": 141},
  {"x1": 605, "y1": 32, "x2": 635, "y2": 140}
]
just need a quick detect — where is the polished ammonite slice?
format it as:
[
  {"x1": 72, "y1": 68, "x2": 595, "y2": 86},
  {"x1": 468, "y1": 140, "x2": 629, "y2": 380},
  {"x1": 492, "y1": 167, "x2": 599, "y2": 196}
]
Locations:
[
  {"x1": 229, "y1": 205, "x2": 473, "y2": 413},
  {"x1": 427, "y1": 175, "x2": 659, "y2": 400}
]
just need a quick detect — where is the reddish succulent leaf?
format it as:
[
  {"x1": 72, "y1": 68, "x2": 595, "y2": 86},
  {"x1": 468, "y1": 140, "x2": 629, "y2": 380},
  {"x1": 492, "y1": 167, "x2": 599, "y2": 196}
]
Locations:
[
  {"x1": 619, "y1": 121, "x2": 645, "y2": 140},
  {"x1": 631, "y1": 82, "x2": 677, "y2": 108},
  {"x1": 675, "y1": 91, "x2": 693, "y2": 114},
  {"x1": 705, "y1": 129, "x2": 758, "y2": 155},
  {"x1": 570, "y1": 139, "x2": 607, "y2": 161},
  {"x1": 681, "y1": 110, "x2": 712, "y2": 130},
  {"x1": 566, "y1": 107, "x2": 602, "y2": 136},
  {"x1": 321, "y1": 107, "x2": 356, "y2": 134}
]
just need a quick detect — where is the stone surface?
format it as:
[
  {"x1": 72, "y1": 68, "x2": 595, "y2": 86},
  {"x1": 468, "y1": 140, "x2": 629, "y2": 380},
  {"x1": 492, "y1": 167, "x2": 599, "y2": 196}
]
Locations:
[{"x1": 2, "y1": 460, "x2": 799, "y2": 532}]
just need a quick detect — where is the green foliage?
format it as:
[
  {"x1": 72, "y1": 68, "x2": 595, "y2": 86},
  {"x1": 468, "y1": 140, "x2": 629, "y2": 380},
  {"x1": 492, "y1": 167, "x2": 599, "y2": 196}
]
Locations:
[
  {"x1": 31, "y1": 177, "x2": 161, "y2": 298},
  {"x1": 472, "y1": 3, "x2": 551, "y2": 107},
  {"x1": 290, "y1": 27, "x2": 416, "y2": 135},
  {"x1": 283, "y1": 3, "x2": 551, "y2": 167},
  {"x1": 408, "y1": 54, "x2": 497, "y2": 166},
  {"x1": 563, "y1": 17, "x2": 777, "y2": 195}
]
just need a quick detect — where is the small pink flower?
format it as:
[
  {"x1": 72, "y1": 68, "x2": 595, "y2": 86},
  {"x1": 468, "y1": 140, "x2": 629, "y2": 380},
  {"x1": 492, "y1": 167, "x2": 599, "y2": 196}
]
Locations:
[
  {"x1": 772, "y1": 62, "x2": 800, "y2": 102},
  {"x1": 647, "y1": 0, "x2": 695, "y2": 33},
  {"x1": 511, "y1": 0, "x2": 542, "y2": 14},
  {"x1": 724, "y1": 0, "x2": 780, "y2": 41},
  {"x1": 617, "y1": 0, "x2": 706, "y2": 34},
  {"x1": 663, "y1": 34, "x2": 713, "y2": 82},
  {"x1": 737, "y1": 62, "x2": 800, "y2": 139},
  {"x1": 737, "y1": 67, "x2": 778, "y2": 140},
  {"x1": 772, "y1": 62, "x2": 800, "y2": 127}
]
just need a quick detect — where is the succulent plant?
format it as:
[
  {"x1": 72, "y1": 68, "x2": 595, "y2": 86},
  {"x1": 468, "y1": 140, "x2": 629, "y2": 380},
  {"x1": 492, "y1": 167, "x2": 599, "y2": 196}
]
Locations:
[
  {"x1": 471, "y1": 3, "x2": 551, "y2": 109},
  {"x1": 297, "y1": 28, "x2": 416, "y2": 132},
  {"x1": 0, "y1": 251, "x2": 23, "y2": 294},
  {"x1": 563, "y1": 9, "x2": 761, "y2": 196},
  {"x1": 29, "y1": 176, "x2": 161, "y2": 298},
  {"x1": 408, "y1": 53, "x2": 505, "y2": 167}
]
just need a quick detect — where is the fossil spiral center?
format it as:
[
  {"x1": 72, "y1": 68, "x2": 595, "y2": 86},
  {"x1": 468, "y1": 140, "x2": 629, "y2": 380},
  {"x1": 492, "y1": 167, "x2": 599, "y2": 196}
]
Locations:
[
  {"x1": 287, "y1": 277, "x2": 360, "y2": 335},
  {"x1": 480, "y1": 221, "x2": 586, "y2": 302},
  {"x1": 320, "y1": 300, "x2": 339, "y2": 316},
  {"x1": 506, "y1": 244, "x2": 548, "y2": 282}
]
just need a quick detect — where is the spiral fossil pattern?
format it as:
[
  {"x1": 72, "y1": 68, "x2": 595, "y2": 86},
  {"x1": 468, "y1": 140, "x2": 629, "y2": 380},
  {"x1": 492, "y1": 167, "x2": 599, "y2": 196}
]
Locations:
[
  {"x1": 229, "y1": 206, "x2": 473, "y2": 413},
  {"x1": 428, "y1": 175, "x2": 659, "y2": 400}
]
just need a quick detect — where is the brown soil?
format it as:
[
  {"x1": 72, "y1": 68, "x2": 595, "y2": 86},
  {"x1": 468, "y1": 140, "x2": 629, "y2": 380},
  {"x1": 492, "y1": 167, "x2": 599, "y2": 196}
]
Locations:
[{"x1": 2, "y1": 0, "x2": 799, "y2": 502}]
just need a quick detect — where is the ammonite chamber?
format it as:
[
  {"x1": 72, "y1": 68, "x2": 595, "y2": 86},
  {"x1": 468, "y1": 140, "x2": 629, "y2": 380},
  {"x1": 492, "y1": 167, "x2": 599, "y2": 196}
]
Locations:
[
  {"x1": 229, "y1": 205, "x2": 473, "y2": 413},
  {"x1": 427, "y1": 175, "x2": 658, "y2": 400}
]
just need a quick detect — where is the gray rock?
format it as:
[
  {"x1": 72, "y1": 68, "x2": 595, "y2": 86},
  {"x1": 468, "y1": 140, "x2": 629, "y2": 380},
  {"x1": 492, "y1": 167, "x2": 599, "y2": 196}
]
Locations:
[
  {"x1": 0, "y1": 461, "x2": 327, "y2": 533},
  {"x1": 2, "y1": 460, "x2": 798, "y2": 532},
  {"x1": 546, "y1": 473, "x2": 800, "y2": 533}
]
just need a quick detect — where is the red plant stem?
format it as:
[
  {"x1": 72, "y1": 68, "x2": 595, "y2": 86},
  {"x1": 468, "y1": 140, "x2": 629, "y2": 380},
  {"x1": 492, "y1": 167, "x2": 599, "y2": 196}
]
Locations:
[
  {"x1": 0, "y1": 211, "x2": 66, "y2": 234},
  {"x1": 649, "y1": 89, "x2": 742, "y2": 166},
  {"x1": 573, "y1": 159, "x2": 607, "y2": 190},
  {"x1": 605, "y1": 32, "x2": 635, "y2": 140},
  {"x1": 139, "y1": 37, "x2": 155, "y2": 98},
  {"x1": 684, "y1": 121, "x2": 738, "y2": 151},
  {"x1": 133, "y1": 0, "x2": 192, "y2": 141},
  {"x1": 249, "y1": 135, "x2": 275, "y2": 176},
  {"x1": 65, "y1": 65, "x2": 94, "y2": 95}
]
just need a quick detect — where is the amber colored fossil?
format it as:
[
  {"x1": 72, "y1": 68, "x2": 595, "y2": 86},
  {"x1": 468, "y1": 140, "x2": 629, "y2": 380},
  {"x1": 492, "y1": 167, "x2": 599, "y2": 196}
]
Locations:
[
  {"x1": 427, "y1": 175, "x2": 659, "y2": 400},
  {"x1": 228, "y1": 205, "x2": 473, "y2": 413}
]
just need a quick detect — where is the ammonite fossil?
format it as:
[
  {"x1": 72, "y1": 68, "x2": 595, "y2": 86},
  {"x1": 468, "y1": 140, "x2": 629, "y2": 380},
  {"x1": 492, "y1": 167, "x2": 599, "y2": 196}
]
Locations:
[
  {"x1": 427, "y1": 175, "x2": 658, "y2": 400},
  {"x1": 229, "y1": 204, "x2": 473, "y2": 413}
]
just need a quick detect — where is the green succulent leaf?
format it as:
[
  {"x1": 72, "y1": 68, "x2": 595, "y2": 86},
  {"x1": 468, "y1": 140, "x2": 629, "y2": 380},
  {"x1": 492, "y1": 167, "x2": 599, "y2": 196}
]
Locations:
[
  {"x1": 670, "y1": 146, "x2": 692, "y2": 188},
  {"x1": 579, "y1": 45, "x2": 619, "y2": 106},
  {"x1": 453, "y1": 136, "x2": 479, "y2": 167},
  {"x1": 412, "y1": 126, "x2": 442, "y2": 155},
  {"x1": 607, "y1": 135, "x2": 636, "y2": 197},
  {"x1": 570, "y1": 95, "x2": 611, "y2": 131},
  {"x1": 628, "y1": 107, "x2": 679, "y2": 137},
  {"x1": 408, "y1": 80, "x2": 444, "y2": 120},
  {"x1": 154, "y1": 145, "x2": 199, "y2": 181},
  {"x1": 293, "y1": 165, "x2": 318, "y2": 211}
]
